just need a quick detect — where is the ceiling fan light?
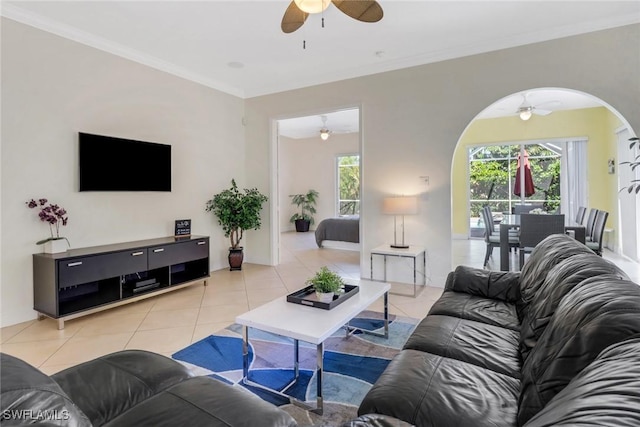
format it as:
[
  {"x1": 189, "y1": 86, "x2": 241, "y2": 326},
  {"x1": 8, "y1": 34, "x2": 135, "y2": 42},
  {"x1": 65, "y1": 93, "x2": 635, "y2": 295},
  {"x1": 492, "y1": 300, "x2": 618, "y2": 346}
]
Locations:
[
  {"x1": 519, "y1": 108, "x2": 532, "y2": 121},
  {"x1": 320, "y1": 129, "x2": 330, "y2": 140},
  {"x1": 294, "y1": 0, "x2": 331, "y2": 14}
]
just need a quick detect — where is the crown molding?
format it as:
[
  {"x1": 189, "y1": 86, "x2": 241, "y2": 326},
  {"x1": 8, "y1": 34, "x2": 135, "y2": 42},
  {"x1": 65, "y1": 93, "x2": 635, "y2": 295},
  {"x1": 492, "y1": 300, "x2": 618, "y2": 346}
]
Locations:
[
  {"x1": 1, "y1": 3, "x2": 246, "y2": 98},
  {"x1": 244, "y1": 15, "x2": 640, "y2": 98},
  {"x1": 2, "y1": 3, "x2": 638, "y2": 99}
]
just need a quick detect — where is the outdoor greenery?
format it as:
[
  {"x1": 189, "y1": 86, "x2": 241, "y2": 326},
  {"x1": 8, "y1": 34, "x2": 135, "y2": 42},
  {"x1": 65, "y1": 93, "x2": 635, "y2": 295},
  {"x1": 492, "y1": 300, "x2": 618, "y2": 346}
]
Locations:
[
  {"x1": 205, "y1": 179, "x2": 268, "y2": 249},
  {"x1": 289, "y1": 189, "x2": 319, "y2": 225},
  {"x1": 306, "y1": 266, "x2": 344, "y2": 294},
  {"x1": 338, "y1": 155, "x2": 360, "y2": 215},
  {"x1": 469, "y1": 144, "x2": 561, "y2": 217}
]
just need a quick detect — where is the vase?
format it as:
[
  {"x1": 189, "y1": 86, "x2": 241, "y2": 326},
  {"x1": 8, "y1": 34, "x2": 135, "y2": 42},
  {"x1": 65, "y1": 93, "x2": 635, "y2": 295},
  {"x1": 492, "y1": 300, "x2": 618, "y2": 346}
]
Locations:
[
  {"x1": 315, "y1": 291, "x2": 334, "y2": 303},
  {"x1": 228, "y1": 247, "x2": 244, "y2": 271},
  {"x1": 43, "y1": 238, "x2": 68, "y2": 254}
]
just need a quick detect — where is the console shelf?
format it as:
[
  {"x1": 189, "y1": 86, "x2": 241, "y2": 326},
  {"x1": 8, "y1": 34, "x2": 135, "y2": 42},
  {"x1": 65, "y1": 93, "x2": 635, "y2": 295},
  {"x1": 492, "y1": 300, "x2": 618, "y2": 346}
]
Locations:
[{"x1": 33, "y1": 236, "x2": 210, "y2": 329}]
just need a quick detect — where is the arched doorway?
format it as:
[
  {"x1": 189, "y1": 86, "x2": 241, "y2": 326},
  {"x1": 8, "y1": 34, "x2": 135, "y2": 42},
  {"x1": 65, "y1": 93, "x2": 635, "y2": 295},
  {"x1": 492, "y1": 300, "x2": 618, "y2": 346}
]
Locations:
[{"x1": 452, "y1": 87, "x2": 638, "y2": 262}]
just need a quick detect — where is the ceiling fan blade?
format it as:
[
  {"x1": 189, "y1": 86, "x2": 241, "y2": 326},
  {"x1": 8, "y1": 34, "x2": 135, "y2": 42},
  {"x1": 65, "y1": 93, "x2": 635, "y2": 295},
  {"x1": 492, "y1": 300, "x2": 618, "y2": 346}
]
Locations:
[
  {"x1": 281, "y1": 1, "x2": 308, "y2": 33},
  {"x1": 533, "y1": 108, "x2": 553, "y2": 116},
  {"x1": 331, "y1": 0, "x2": 383, "y2": 23}
]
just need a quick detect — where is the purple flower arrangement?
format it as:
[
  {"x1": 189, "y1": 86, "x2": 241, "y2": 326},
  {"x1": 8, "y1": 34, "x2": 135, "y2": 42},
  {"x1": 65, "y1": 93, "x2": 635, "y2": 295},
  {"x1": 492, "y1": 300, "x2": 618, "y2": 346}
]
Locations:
[{"x1": 26, "y1": 198, "x2": 70, "y2": 245}]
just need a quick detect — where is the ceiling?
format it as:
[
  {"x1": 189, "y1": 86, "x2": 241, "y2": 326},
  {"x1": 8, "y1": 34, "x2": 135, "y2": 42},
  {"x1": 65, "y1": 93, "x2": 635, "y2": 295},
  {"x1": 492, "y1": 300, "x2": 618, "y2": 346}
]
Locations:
[
  {"x1": 3, "y1": 1, "x2": 636, "y2": 137},
  {"x1": 3, "y1": 1, "x2": 639, "y2": 100}
]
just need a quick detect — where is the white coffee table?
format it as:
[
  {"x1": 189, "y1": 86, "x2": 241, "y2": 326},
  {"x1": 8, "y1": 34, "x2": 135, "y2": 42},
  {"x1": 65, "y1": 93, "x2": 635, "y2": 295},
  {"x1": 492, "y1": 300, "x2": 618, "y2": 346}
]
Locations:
[{"x1": 235, "y1": 278, "x2": 390, "y2": 415}]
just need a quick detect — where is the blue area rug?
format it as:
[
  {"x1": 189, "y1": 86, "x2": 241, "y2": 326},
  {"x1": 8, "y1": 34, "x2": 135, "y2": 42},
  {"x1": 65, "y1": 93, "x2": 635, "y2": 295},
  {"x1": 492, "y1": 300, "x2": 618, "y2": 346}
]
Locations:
[{"x1": 172, "y1": 310, "x2": 418, "y2": 410}]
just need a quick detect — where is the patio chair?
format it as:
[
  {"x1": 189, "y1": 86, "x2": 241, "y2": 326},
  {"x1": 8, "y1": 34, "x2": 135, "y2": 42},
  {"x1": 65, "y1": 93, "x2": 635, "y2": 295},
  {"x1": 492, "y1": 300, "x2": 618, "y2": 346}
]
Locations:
[
  {"x1": 518, "y1": 214, "x2": 566, "y2": 269},
  {"x1": 586, "y1": 210, "x2": 608, "y2": 256},
  {"x1": 513, "y1": 204, "x2": 538, "y2": 214},
  {"x1": 482, "y1": 206, "x2": 519, "y2": 268}
]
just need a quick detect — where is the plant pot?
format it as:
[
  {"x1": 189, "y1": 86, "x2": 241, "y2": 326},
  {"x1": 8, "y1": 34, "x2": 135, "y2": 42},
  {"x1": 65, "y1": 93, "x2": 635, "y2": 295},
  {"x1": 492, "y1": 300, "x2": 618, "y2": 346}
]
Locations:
[
  {"x1": 315, "y1": 291, "x2": 334, "y2": 303},
  {"x1": 295, "y1": 219, "x2": 311, "y2": 232},
  {"x1": 228, "y1": 247, "x2": 244, "y2": 271},
  {"x1": 43, "y1": 238, "x2": 68, "y2": 254}
]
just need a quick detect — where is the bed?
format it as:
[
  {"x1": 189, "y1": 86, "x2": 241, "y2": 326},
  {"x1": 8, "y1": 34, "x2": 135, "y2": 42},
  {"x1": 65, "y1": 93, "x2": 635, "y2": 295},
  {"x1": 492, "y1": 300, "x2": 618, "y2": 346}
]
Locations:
[{"x1": 314, "y1": 216, "x2": 360, "y2": 249}]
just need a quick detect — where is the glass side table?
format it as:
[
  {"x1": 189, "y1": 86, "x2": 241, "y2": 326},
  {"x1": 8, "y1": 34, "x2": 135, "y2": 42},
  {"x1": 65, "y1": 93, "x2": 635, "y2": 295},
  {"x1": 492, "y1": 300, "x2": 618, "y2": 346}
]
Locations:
[{"x1": 370, "y1": 244, "x2": 426, "y2": 297}]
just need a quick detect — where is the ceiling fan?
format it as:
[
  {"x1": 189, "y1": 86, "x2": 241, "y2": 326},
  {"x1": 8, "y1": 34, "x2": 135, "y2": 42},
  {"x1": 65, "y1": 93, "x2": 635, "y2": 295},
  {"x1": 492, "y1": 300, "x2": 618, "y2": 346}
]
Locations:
[
  {"x1": 281, "y1": 0, "x2": 383, "y2": 34},
  {"x1": 319, "y1": 115, "x2": 331, "y2": 140},
  {"x1": 516, "y1": 93, "x2": 560, "y2": 121}
]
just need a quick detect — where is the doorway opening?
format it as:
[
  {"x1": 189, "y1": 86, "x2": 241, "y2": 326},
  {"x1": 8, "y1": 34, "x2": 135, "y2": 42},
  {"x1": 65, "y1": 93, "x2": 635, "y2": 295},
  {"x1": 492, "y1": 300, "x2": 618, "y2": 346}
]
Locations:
[{"x1": 272, "y1": 107, "x2": 362, "y2": 270}]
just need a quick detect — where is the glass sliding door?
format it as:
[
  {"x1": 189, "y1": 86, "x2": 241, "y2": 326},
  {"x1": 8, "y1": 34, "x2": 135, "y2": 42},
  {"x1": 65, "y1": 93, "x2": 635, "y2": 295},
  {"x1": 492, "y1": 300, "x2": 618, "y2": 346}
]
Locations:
[{"x1": 468, "y1": 143, "x2": 561, "y2": 237}]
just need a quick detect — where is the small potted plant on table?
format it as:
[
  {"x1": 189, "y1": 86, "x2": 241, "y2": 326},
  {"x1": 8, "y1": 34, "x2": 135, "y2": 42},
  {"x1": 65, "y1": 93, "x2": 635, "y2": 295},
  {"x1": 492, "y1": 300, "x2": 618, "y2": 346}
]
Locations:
[
  {"x1": 206, "y1": 179, "x2": 268, "y2": 271},
  {"x1": 289, "y1": 189, "x2": 319, "y2": 232},
  {"x1": 306, "y1": 266, "x2": 344, "y2": 303}
]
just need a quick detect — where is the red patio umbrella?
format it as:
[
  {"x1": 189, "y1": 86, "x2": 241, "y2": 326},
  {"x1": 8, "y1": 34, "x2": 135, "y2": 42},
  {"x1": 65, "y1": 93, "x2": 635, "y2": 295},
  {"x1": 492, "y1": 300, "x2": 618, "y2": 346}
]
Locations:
[{"x1": 514, "y1": 150, "x2": 535, "y2": 197}]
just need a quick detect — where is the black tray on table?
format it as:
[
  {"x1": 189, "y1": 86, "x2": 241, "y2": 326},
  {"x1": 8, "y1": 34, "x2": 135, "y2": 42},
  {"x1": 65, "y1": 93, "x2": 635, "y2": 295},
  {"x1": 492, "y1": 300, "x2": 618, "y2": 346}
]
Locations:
[{"x1": 286, "y1": 284, "x2": 359, "y2": 310}]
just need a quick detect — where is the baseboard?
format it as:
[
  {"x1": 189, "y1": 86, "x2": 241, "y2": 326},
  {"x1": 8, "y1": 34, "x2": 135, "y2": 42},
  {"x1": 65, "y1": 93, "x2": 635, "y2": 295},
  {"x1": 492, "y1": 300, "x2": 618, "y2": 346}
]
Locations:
[{"x1": 452, "y1": 234, "x2": 468, "y2": 240}]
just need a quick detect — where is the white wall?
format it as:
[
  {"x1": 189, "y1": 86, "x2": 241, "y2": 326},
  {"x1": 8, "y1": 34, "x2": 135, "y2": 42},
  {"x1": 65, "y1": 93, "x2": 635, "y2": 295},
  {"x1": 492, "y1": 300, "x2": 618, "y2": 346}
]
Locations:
[
  {"x1": 1, "y1": 18, "x2": 246, "y2": 326},
  {"x1": 1, "y1": 18, "x2": 639, "y2": 327},
  {"x1": 244, "y1": 24, "x2": 640, "y2": 287},
  {"x1": 279, "y1": 133, "x2": 359, "y2": 232}
]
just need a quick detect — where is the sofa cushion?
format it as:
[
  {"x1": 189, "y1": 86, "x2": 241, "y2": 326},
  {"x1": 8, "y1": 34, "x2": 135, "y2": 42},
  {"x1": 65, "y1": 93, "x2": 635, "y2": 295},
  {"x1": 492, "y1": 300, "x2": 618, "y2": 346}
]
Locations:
[
  {"x1": 52, "y1": 350, "x2": 193, "y2": 426},
  {"x1": 0, "y1": 353, "x2": 91, "y2": 427},
  {"x1": 519, "y1": 253, "x2": 628, "y2": 363},
  {"x1": 103, "y1": 376, "x2": 297, "y2": 427},
  {"x1": 444, "y1": 265, "x2": 521, "y2": 302},
  {"x1": 523, "y1": 337, "x2": 640, "y2": 427},
  {"x1": 358, "y1": 349, "x2": 520, "y2": 427},
  {"x1": 518, "y1": 234, "x2": 592, "y2": 321},
  {"x1": 404, "y1": 315, "x2": 521, "y2": 378},
  {"x1": 518, "y1": 277, "x2": 640, "y2": 425},
  {"x1": 428, "y1": 291, "x2": 520, "y2": 331}
]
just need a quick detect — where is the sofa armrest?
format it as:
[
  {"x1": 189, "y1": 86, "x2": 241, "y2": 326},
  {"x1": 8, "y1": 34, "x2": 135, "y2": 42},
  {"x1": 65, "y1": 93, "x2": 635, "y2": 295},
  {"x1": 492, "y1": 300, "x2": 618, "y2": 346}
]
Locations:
[{"x1": 445, "y1": 265, "x2": 521, "y2": 302}]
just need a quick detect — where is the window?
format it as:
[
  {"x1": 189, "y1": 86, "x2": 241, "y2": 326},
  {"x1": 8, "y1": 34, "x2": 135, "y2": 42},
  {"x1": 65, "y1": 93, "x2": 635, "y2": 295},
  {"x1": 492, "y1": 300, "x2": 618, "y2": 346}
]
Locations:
[
  {"x1": 337, "y1": 154, "x2": 360, "y2": 216},
  {"x1": 468, "y1": 143, "x2": 561, "y2": 235}
]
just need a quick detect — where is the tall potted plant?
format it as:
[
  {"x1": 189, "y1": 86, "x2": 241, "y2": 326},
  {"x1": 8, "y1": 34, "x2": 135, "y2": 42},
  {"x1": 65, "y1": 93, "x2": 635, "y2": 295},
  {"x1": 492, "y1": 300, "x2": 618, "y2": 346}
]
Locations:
[
  {"x1": 289, "y1": 189, "x2": 319, "y2": 232},
  {"x1": 206, "y1": 179, "x2": 268, "y2": 270}
]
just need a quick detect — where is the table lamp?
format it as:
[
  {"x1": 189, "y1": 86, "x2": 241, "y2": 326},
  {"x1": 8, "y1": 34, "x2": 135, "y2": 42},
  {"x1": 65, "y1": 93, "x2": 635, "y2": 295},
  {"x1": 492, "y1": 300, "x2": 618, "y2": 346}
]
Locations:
[{"x1": 382, "y1": 196, "x2": 418, "y2": 248}]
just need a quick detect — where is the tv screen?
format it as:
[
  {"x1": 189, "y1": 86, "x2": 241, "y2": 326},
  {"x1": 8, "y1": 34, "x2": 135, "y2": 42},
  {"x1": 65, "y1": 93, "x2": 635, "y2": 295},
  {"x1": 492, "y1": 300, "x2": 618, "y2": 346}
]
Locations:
[{"x1": 79, "y1": 133, "x2": 171, "y2": 192}]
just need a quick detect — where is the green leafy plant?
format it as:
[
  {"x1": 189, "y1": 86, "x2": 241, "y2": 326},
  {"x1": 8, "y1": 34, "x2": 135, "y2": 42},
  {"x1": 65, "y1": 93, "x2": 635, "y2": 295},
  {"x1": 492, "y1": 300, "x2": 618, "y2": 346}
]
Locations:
[
  {"x1": 289, "y1": 189, "x2": 319, "y2": 224},
  {"x1": 205, "y1": 179, "x2": 268, "y2": 249},
  {"x1": 305, "y1": 266, "x2": 344, "y2": 294},
  {"x1": 620, "y1": 136, "x2": 640, "y2": 195}
]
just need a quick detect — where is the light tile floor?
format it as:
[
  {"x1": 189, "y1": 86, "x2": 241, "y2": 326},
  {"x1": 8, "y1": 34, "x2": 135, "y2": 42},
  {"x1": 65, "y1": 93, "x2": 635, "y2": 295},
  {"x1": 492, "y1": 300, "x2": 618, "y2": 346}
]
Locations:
[{"x1": 2, "y1": 233, "x2": 638, "y2": 375}]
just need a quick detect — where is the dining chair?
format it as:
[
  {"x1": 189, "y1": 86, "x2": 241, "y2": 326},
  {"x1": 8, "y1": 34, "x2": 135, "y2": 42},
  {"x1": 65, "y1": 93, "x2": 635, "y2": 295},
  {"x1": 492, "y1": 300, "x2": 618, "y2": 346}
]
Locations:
[
  {"x1": 575, "y1": 206, "x2": 586, "y2": 224},
  {"x1": 586, "y1": 210, "x2": 608, "y2": 256},
  {"x1": 584, "y1": 208, "x2": 598, "y2": 241},
  {"x1": 518, "y1": 214, "x2": 566, "y2": 269},
  {"x1": 482, "y1": 206, "x2": 519, "y2": 268}
]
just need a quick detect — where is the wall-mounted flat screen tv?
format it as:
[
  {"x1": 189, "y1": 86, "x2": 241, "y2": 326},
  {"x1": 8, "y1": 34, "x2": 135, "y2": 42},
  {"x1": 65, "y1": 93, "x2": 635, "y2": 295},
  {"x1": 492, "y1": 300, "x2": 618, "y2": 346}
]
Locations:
[{"x1": 79, "y1": 132, "x2": 171, "y2": 192}]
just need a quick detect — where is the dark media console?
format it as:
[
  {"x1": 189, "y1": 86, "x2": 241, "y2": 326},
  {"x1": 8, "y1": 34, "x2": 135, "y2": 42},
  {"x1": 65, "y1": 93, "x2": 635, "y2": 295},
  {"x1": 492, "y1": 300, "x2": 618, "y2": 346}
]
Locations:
[{"x1": 33, "y1": 236, "x2": 210, "y2": 329}]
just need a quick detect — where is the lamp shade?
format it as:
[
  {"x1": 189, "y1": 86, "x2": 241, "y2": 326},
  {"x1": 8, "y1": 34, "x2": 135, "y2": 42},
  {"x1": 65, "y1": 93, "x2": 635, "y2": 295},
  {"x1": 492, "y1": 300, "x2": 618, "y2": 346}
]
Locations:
[{"x1": 382, "y1": 196, "x2": 418, "y2": 215}]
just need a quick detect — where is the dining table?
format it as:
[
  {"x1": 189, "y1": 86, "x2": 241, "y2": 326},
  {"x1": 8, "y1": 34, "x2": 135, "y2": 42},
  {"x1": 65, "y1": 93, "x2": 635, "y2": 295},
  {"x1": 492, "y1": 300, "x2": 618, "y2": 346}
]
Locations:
[{"x1": 499, "y1": 214, "x2": 586, "y2": 271}]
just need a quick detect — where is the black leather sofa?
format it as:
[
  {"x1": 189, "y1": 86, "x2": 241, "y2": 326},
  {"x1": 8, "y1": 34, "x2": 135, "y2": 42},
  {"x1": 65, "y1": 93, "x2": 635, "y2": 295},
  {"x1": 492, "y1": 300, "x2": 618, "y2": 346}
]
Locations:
[
  {"x1": 354, "y1": 234, "x2": 640, "y2": 426},
  {"x1": 1, "y1": 349, "x2": 296, "y2": 427}
]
